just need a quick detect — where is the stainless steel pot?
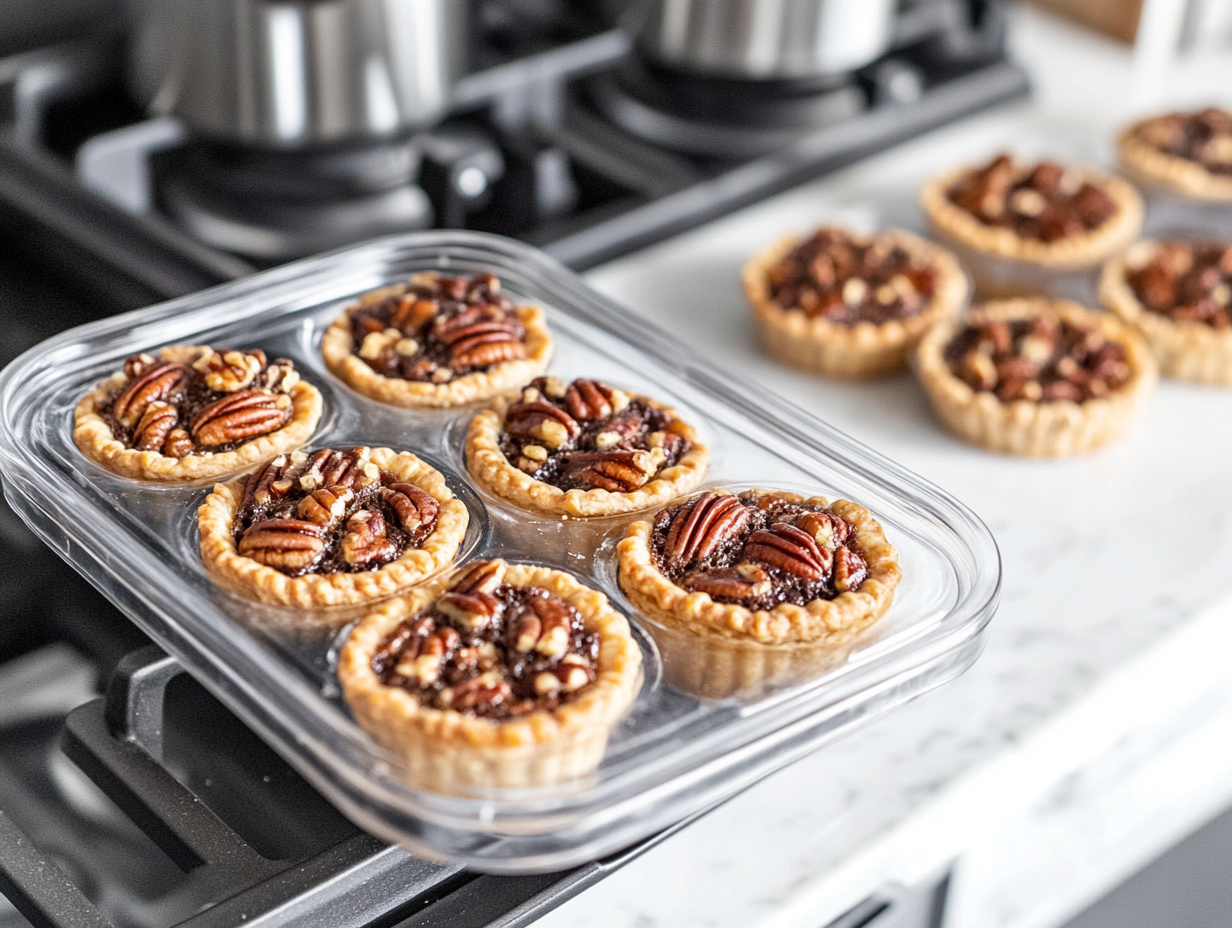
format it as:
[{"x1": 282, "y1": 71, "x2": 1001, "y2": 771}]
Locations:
[
  {"x1": 626, "y1": 0, "x2": 898, "y2": 80},
  {"x1": 127, "y1": 0, "x2": 464, "y2": 148}
]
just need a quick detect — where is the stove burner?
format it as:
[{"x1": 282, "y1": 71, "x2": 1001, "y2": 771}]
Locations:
[
  {"x1": 152, "y1": 142, "x2": 433, "y2": 262},
  {"x1": 585, "y1": 57, "x2": 866, "y2": 159}
]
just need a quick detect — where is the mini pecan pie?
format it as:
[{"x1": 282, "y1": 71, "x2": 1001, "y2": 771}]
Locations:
[
  {"x1": 915, "y1": 299, "x2": 1156, "y2": 456},
  {"x1": 920, "y1": 154, "x2": 1142, "y2": 295},
  {"x1": 1118, "y1": 108, "x2": 1232, "y2": 201},
  {"x1": 617, "y1": 489, "x2": 900, "y2": 699},
  {"x1": 1100, "y1": 240, "x2": 1232, "y2": 384},
  {"x1": 743, "y1": 227, "x2": 968, "y2": 377},
  {"x1": 338, "y1": 559, "x2": 642, "y2": 792},
  {"x1": 198, "y1": 446, "x2": 468, "y2": 609},
  {"x1": 466, "y1": 376, "x2": 709, "y2": 518},
  {"x1": 74, "y1": 346, "x2": 322, "y2": 481},
  {"x1": 321, "y1": 271, "x2": 553, "y2": 408}
]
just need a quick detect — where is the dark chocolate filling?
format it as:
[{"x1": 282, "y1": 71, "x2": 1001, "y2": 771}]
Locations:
[
  {"x1": 946, "y1": 154, "x2": 1118, "y2": 243},
  {"x1": 348, "y1": 271, "x2": 529, "y2": 384},
  {"x1": 766, "y1": 228, "x2": 939, "y2": 325},
  {"x1": 651, "y1": 493, "x2": 869, "y2": 611},
  {"x1": 234, "y1": 449, "x2": 433, "y2": 577},
  {"x1": 371, "y1": 578, "x2": 600, "y2": 719},
  {"x1": 1127, "y1": 242, "x2": 1232, "y2": 329},
  {"x1": 498, "y1": 378, "x2": 690, "y2": 493},
  {"x1": 1137, "y1": 108, "x2": 1232, "y2": 176},
  {"x1": 944, "y1": 315, "x2": 1132, "y2": 404}
]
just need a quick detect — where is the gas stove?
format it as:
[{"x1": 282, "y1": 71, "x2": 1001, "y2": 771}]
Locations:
[{"x1": 0, "y1": 1, "x2": 1025, "y2": 926}]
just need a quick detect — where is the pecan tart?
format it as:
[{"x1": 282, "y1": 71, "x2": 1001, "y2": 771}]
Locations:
[
  {"x1": 743, "y1": 227, "x2": 968, "y2": 377},
  {"x1": 1100, "y1": 240, "x2": 1232, "y2": 384},
  {"x1": 915, "y1": 299, "x2": 1157, "y2": 456},
  {"x1": 338, "y1": 559, "x2": 642, "y2": 792},
  {"x1": 617, "y1": 489, "x2": 900, "y2": 699},
  {"x1": 198, "y1": 446, "x2": 468, "y2": 609},
  {"x1": 920, "y1": 154, "x2": 1142, "y2": 295},
  {"x1": 74, "y1": 346, "x2": 322, "y2": 481},
  {"x1": 321, "y1": 271, "x2": 553, "y2": 408},
  {"x1": 1118, "y1": 108, "x2": 1232, "y2": 201},
  {"x1": 466, "y1": 376, "x2": 709, "y2": 518}
]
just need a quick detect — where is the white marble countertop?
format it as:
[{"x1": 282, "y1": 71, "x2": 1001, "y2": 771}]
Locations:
[{"x1": 532, "y1": 8, "x2": 1232, "y2": 928}]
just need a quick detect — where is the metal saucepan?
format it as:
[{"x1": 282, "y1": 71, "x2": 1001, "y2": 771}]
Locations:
[
  {"x1": 126, "y1": 0, "x2": 465, "y2": 148},
  {"x1": 625, "y1": 0, "x2": 898, "y2": 80}
]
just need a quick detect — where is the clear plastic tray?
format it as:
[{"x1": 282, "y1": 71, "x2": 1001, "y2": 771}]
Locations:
[{"x1": 0, "y1": 232, "x2": 1000, "y2": 872}]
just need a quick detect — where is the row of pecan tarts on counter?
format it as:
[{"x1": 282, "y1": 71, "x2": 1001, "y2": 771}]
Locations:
[{"x1": 70, "y1": 277, "x2": 900, "y2": 789}]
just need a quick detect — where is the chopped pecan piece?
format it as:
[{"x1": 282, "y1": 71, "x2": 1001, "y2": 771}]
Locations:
[
  {"x1": 437, "y1": 590, "x2": 504, "y2": 631},
  {"x1": 193, "y1": 349, "x2": 265, "y2": 393},
  {"x1": 504, "y1": 400, "x2": 581, "y2": 450},
  {"x1": 297, "y1": 486, "x2": 354, "y2": 527}
]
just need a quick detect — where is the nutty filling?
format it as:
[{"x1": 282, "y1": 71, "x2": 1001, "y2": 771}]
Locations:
[
  {"x1": 99, "y1": 349, "x2": 300, "y2": 457},
  {"x1": 234, "y1": 447, "x2": 438, "y2": 577},
  {"x1": 1135, "y1": 108, "x2": 1232, "y2": 176},
  {"x1": 945, "y1": 314, "x2": 1132, "y2": 403},
  {"x1": 947, "y1": 154, "x2": 1118, "y2": 242},
  {"x1": 497, "y1": 377, "x2": 691, "y2": 493},
  {"x1": 370, "y1": 560, "x2": 600, "y2": 719},
  {"x1": 766, "y1": 228, "x2": 939, "y2": 325},
  {"x1": 348, "y1": 271, "x2": 529, "y2": 385},
  {"x1": 650, "y1": 492, "x2": 870, "y2": 611},
  {"x1": 1127, "y1": 242, "x2": 1232, "y2": 329}
]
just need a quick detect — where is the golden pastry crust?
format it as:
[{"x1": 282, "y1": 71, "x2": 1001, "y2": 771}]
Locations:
[
  {"x1": 465, "y1": 392, "x2": 710, "y2": 518},
  {"x1": 1118, "y1": 119, "x2": 1232, "y2": 202},
  {"x1": 337, "y1": 563, "x2": 643, "y2": 792},
  {"x1": 920, "y1": 163, "x2": 1143, "y2": 271},
  {"x1": 743, "y1": 229, "x2": 969, "y2": 378},
  {"x1": 915, "y1": 298, "x2": 1157, "y2": 456},
  {"x1": 73, "y1": 346, "x2": 322, "y2": 482},
  {"x1": 1100, "y1": 243, "x2": 1232, "y2": 384},
  {"x1": 198, "y1": 447, "x2": 468, "y2": 610},
  {"x1": 617, "y1": 491, "x2": 900, "y2": 698},
  {"x1": 321, "y1": 295, "x2": 553, "y2": 409}
]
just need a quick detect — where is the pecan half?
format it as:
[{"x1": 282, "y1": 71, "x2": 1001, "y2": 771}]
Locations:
[
  {"x1": 507, "y1": 593, "x2": 575, "y2": 658},
  {"x1": 340, "y1": 509, "x2": 398, "y2": 568},
  {"x1": 797, "y1": 511, "x2": 851, "y2": 549},
  {"x1": 439, "y1": 673, "x2": 512, "y2": 712},
  {"x1": 389, "y1": 297, "x2": 439, "y2": 335},
  {"x1": 504, "y1": 400, "x2": 580, "y2": 450},
  {"x1": 239, "y1": 519, "x2": 325, "y2": 571},
  {"x1": 744, "y1": 522, "x2": 832, "y2": 581},
  {"x1": 439, "y1": 319, "x2": 527, "y2": 368},
  {"x1": 833, "y1": 546, "x2": 870, "y2": 592},
  {"x1": 133, "y1": 401, "x2": 178, "y2": 452},
  {"x1": 453, "y1": 559, "x2": 505, "y2": 596},
  {"x1": 297, "y1": 486, "x2": 354, "y2": 527},
  {"x1": 563, "y1": 379, "x2": 614, "y2": 421},
  {"x1": 534, "y1": 659, "x2": 592, "y2": 696},
  {"x1": 383, "y1": 483, "x2": 439, "y2": 534},
  {"x1": 682, "y1": 564, "x2": 772, "y2": 601},
  {"x1": 191, "y1": 390, "x2": 292, "y2": 446},
  {"x1": 164, "y1": 429, "x2": 193, "y2": 459},
  {"x1": 394, "y1": 625, "x2": 460, "y2": 685},
  {"x1": 437, "y1": 590, "x2": 504, "y2": 631},
  {"x1": 558, "y1": 450, "x2": 654, "y2": 492},
  {"x1": 662, "y1": 492, "x2": 750, "y2": 569},
  {"x1": 112, "y1": 361, "x2": 190, "y2": 428}
]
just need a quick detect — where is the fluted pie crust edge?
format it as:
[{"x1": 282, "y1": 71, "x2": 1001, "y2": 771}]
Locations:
[
  {"x1": 1100, "y1": 244, "x2": 1232, "y2": 384},
  {"x1": 616, "y1": 493, "x2": 900, "y2": 699},
  {"x1": 198, "y1": 447, "x2": 468, "y2": 610},
  {"x1": 742, "y1": 229, "x2": 969, "y2": 378},
  {"x1": 321, "y1": 295, "x2": 553, "y2": 409},
  {"x1": 1117, "y1": 121, "x2": 1232, "y2": 202},
  {"x1": 915, "y1": 298, "x2": 1158, "y2": 456},
  {"x1": 337, "y1": 563, "x2": 643, "y2": 792},
  {"x1": 919, "y1": 164, "x2": 1143, "y2": 270},
  {"x1": 465, "y1": 394, "x2": 710, "y2": 518},
  {"x1": 73, "y1": 345, "x2": 323, "y2": 482}
]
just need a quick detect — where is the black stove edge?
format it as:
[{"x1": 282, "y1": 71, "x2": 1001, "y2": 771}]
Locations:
[
  {"x1": 0, "y1": 132, "x2": 251, "y2": 303},
  {"x1": 536, "y1": 59, "x2": 1032, "y2": 269}
]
